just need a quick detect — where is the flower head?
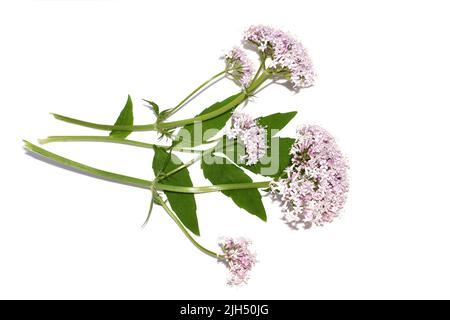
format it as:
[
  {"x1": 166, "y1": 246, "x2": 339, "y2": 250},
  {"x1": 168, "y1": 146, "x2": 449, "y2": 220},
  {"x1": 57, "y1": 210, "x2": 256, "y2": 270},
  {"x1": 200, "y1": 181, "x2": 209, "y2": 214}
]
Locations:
[
  {"x1": 243, "y1": 25, "x2": 316, "y2": 88},
  {"x1": 225, "y1": 47, "x2": 254, "y2": 88},
  {"x1": 227, "y1": 112, "x2": 266, "y2": 165},
  {"x1": 219, "y1": 237, "x2": 257, "y2": 286},
  {"x1": 271, "y1": 125, "x2": 349, "y2": 227}
]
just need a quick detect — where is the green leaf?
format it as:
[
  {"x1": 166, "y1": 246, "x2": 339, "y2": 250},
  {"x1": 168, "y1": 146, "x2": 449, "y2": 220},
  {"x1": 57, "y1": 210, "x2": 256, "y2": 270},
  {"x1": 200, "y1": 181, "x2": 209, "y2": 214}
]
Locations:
[
  {"x1": 152, "y1": 146, "x2": 199, "y2": 235},
  {"x1": 257, "y1": 111, "x2": 297, "y2": 137},
  {"x1": 110, "y1": 95, "x2": 134, "y2": 138},
  {"x1": 201, "y1": 154, "x2": 266, "y2": 221},
  {"x1": 219, "y1": 136, "x2": 295, "y2": 179},
  {"x1": 175, "y1": 93, "x2": 240, "y2": 147},
  {"x1": 244, "y1": 137, "x2": 295, "y2": 178},
  {"x1": 143, "y1": 99, "x2": 159, "y2": 116},
  {"x1": 157, "y1": 109, "x2": 172, "y2": 123}
]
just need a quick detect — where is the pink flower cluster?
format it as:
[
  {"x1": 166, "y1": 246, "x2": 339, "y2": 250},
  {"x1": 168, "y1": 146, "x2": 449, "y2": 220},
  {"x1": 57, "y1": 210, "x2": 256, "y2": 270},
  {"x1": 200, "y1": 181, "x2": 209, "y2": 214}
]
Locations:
[
  {"x1": 243, "y1": 25, "x2": 316, "y2": 88},
  {"x1": 271, "y1": 125, "x2": 349, "y2": 227},
  {"x1": 227, "y1": 112, "x2": 267, "y2": 165},
  {"x1": 225, "y1": 47, "x2": 254, "y2": 88},
  {"x1": 219, "y1": 237, "x2": 257, "y2": 286}
]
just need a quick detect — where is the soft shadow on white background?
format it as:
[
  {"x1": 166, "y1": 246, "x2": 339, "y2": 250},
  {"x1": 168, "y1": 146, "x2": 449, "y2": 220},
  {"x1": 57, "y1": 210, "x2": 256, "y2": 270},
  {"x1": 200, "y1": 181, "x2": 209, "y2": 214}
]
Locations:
[{"x1": 1, "y1": 0, "x2": 449, "y2": 299}]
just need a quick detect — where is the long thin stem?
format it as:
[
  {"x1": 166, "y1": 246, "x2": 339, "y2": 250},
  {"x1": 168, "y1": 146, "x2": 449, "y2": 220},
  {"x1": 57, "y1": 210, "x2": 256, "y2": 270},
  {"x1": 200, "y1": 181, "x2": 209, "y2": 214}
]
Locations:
[
  {"x1": 51, "y1": 70, "x2": 269, "y2": 132},
  {"x1": 23, "y1": 140, "x2": 270, "y2": 193},
  {"x1": 155, "y1": 193, "x2": 223, "y2": 259},
  {"x1": 157, "y1": 144, "x2": 213, "y2": 180},
  {"x1": 164, "y1": 69, "x2": 228, "y2": 119},
  {"x1": 38, "y1": 135, "x2": 202, "y2": 153},
  {"x1": 157, "y1": 154, "x2": 202, "y2": 181},
  {"x1": 154, "y1": 181, "x2": 270, "y2": 193},
  {"x1": 51, "y1": 113, "x2": 157, "y2": 131},
  {"x1": 156, "y1": 138, "x2": 237, "y2": 180},
  {"x1": 251, "y1": 58, "x2": 265, "y2": 86},
  {"x1": 24, "y1": 140, "x2": 152, "y2": 189}
]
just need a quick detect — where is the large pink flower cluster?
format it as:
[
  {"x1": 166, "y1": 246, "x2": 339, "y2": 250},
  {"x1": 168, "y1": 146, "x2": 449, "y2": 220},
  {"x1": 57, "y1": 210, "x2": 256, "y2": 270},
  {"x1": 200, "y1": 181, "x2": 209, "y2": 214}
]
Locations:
[
  {"x1": 271, "y1": 125, "x2": 349, "y2": 227},
  {"x1": 243, "y1": 25, "x2": 316, "y2": 88}
]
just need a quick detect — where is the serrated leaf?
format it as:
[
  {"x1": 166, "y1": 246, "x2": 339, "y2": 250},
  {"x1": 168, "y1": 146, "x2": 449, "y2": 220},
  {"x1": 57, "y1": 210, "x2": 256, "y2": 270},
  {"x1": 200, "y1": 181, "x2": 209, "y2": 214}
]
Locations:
[
  {"x1": 175, "y1": 93, "x2": 240, "y2": 147},
  {"x1": 152, "y1": 146, "x2": 199, "y2": 235},
  {"x1": 110, "y1": 95, "x2": 134, "y2": 138},
  {"x1": 257, "y1": 111, "x2": 297, "y2": 137},
  {"x1": 201, "y1": 154, "x2": 266, "y2": 221}
]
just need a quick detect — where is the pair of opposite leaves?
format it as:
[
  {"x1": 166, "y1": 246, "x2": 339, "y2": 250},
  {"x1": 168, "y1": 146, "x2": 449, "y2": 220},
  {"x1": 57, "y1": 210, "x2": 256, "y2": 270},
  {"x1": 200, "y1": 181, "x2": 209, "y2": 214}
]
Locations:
[{"x1": 110, "y1": 94, "x2": 296, "y2": 236}]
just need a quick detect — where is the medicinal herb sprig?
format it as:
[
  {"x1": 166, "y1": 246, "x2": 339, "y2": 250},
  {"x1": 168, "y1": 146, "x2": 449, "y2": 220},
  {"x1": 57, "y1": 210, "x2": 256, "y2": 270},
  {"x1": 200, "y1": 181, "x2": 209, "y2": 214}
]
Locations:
[{"x1": 24, "y1": 25, "x2": 349, "y2": 286}]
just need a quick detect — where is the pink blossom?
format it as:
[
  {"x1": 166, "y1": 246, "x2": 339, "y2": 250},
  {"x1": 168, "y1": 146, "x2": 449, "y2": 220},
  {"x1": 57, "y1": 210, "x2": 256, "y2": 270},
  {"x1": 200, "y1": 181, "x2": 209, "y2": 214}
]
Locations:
[
  {"x1": 243, "y1": 25, "x2": 316, "y2": 88},
  {"x1": 227, "y1": 112, "x2": 266, "y2": 165},
  {"x1": 219, "y1": 237, "x2": 257, "y2": 286},
  {"x1": 225, "y1": 47, "x2": 254, "y2": 88},
  {"x1": 271, "y1": 125, "x2": 349, "y2": 227}
]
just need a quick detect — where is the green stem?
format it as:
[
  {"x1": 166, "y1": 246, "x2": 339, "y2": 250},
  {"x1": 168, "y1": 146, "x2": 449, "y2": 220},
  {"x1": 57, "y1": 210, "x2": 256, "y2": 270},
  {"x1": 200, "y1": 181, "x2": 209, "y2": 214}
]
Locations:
[
  {"x1": 51, "y1": 113, "x2": 157, "y2": 131},
  {"x1": 164, "y1": 69, "x2": 228, "y2": 119},
  {"x1": 23, "y1": 140, "x2": 270, "y2": 193},
  {"x1": 156, "y1": 138, "x2": 237, "y2": 180},
  {"x1": 23, "y1": 140, "x2": 152, "y2": 189},
  {"x1": 251, "y1": 57, "x2": 265, "y2": 86},
  {"x1": 158, "y1": 71, "x2": 269, "y2": 128},
  {"x1": 38, "y1": 135, "x2": 202, "y2": 153},
  {"x1": 51, "y1": 71, "x2": 270, "y2": 132},
  {"x1": 157, "y1": 143, "x2": 213, "y2": 180},
  {"x1": 157, "y1": 154, "x2": 202, "y2": 181},
  {"x1": 155, "y1": 193, "x2": 223, "y2": 259},
  {"x1": 154, "y1": 181, "x2": 270, "y2": 193}
]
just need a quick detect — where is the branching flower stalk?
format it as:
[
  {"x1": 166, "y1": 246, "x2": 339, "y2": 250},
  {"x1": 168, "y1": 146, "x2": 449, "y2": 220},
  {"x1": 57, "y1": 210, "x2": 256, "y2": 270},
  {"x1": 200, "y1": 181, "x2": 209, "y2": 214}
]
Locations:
[
  {"x1": 162, "y1": 69, "x2": 228, "y2": 119},
  {"x1": 163, "y1": 63, "x2": 253, "y2": 120},
  {"x1": 154, "y1": 192, "x2": 225, "y2": 260},
  {"x1": 50, "y1": 70, "x2": 270, "y2": 133}
]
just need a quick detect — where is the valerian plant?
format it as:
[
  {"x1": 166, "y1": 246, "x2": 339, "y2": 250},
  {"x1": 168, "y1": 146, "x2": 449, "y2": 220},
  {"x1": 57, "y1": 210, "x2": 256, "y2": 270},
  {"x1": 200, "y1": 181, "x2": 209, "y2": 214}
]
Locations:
[{"x1": 24, "y1": 25, "x2": 349, "y2": 286}]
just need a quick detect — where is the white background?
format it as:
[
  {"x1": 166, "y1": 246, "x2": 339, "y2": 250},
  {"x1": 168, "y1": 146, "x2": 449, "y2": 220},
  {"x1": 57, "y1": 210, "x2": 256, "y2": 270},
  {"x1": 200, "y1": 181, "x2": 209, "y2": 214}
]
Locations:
[{"x1": 1, "y1": 0, "x2": 449, "y2": 299}]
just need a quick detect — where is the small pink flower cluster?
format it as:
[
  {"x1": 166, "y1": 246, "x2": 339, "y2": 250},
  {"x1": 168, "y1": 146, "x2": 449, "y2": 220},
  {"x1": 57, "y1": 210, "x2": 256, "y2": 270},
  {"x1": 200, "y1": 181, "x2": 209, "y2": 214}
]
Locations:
[
  {"x1": 271, "y1": 125, "x2": 349, "y2": 227},
  {"x1": 225, "y1": 47, "x2": 254, "y2": 88},
  {"x1": 219, "y1": 237, "x2": 257, "y2": 286},
  {"x1": 243, "y1": 25, "x2": 316, "y2": 88},
  {"x1": 227, "y1": 112, "x2": 267, "y2": 165}
]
